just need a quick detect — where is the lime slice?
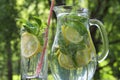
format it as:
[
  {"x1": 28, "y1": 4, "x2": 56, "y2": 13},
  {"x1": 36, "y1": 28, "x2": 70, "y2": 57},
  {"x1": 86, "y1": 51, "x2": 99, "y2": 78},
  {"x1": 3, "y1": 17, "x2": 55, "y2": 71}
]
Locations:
[
  {"x1": 58, "y1": 52, "x2": 75, "y2": 70},
  {"x1": 21, "y1": 32, "x2": 42, "y2": 58},
  {"x1": 63, "y1": 26, "x2": 83, "y2": 44},
  {"x1": 75, "y1": 47, "x2": 91, "y2": 67}
]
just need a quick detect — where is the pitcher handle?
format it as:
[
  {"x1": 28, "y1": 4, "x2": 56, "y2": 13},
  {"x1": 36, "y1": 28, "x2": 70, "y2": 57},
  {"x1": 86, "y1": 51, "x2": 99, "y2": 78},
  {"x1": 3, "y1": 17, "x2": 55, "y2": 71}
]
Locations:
[{"x1": 89, "y1": 19, "x2": 109, "y2": 63}]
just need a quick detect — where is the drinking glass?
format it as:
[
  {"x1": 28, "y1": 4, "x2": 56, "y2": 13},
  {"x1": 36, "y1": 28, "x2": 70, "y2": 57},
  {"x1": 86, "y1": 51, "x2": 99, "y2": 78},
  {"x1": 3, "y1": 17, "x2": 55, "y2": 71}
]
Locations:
[{"x1": 20, "y1": 27, "x2": 48, "y2": 80}]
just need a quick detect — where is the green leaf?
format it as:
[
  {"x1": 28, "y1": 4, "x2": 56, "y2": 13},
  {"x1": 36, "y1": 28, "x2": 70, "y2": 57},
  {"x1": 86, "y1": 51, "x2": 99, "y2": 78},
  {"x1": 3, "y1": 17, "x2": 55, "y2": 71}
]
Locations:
[
  {"x1": 32, "y1": 16, "x2": 42, "y2": 26},
  {"x1": 24, "y1": 21, "x2": 39, "y2": 35}
]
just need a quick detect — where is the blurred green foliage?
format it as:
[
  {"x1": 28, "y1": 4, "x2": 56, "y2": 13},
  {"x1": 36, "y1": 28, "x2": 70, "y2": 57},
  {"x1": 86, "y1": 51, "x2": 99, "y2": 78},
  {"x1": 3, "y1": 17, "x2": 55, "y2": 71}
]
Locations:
[{"x1": 0, "y1": 0, "x2": 120, "y2": 80}]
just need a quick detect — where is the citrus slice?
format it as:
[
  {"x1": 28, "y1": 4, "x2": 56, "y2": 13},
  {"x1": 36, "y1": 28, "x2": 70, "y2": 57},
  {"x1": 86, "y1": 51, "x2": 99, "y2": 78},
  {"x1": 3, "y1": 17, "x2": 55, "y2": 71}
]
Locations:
[
  {"x1": 55, "y1": 49, "x2": 60, "y2": 57},
  {"x1": 75, "y1": 46, "x2": 91, "y2": 67},
  {"x1": 63, "y1": 26, "x2": 83, "y2": 44},
  {"x1": 61, "y1": 25, "x2": 69, "y2": 44},
  {"x1": 21, "y1": 32, "x2": 42, "y2": 58},
  {"x1": 58, "y1": 52, "x2": 75, "y2": 70}
]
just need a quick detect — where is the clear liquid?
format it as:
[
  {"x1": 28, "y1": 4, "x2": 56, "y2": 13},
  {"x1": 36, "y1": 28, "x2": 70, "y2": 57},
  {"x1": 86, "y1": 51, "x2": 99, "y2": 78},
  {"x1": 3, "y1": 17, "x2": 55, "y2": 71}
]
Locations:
[
  {"x1": 50, "y1": 13, "x2": 97, "y2": 80},
  {"x1": 21, "y1": 53, "x2": 48, "y2": 80}
]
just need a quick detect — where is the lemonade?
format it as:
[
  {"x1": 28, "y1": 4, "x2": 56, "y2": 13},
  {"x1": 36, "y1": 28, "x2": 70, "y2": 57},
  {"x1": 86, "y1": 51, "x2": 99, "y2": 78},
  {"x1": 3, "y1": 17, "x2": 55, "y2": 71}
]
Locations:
[
  {"x1": 50, "y1": 5, "x2": 108, "y2": 80},
  {"x1": 52, "y1": 13, "x2": 96, "y2": 68},
  {"x1": 20, "y1": 19, "x2": 47, "y2": 80},
  {"x1": 50, "y1": 11, "x2": 97, "y2": 80}
]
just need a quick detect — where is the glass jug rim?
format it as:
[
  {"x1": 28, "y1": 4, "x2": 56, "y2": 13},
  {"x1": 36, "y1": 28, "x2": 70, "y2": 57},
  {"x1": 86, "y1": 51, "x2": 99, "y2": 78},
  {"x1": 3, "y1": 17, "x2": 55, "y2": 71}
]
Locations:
[{"x1": 53, "y1": 5, "x2": 88, "y2": 13}]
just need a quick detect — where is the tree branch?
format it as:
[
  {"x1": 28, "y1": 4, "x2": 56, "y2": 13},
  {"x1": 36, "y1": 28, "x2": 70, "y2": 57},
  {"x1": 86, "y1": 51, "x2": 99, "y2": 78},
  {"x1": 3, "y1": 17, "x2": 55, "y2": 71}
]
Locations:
[
  {"x1": 109, "y1": 39, "x2": 120, "y2": 44},
  {"x1": 98, "y1": 0, "x2": 110, "y2": 20},
  {"x1": 90, "y1": 0, "x2": 101, "y2": 18},
  {"x1": 94, "y1": 39, "x2": 120, "y2": 45}
]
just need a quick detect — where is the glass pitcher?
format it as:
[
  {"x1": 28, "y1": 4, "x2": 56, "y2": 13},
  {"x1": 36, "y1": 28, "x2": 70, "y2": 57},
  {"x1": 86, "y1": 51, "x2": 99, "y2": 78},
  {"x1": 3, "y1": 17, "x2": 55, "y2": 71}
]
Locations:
[{"x1": 50, "y1": 6, "x2": 109, "y2": 80}]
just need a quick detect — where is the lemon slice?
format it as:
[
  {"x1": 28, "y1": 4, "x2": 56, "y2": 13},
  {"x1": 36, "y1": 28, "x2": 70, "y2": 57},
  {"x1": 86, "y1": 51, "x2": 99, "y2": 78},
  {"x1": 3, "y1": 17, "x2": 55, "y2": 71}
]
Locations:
[
  {"x1": 63, "y1": 26, "x2": 83, "y2": 44},
  {"x1": 21, "y1": 32, "x2": 42, "y2": 58},
  {"x1": 55, "y1": 49, "x2": 60, "y2": 57},
  {"x1": 61, "y1": 25, "x2": 69, "y2": 44},
  {"x1": 58, "y1": 52, "x2": 75, "y2": 70},
  {"x1": 75, "y1": 47, "x2": 91, "y2": 67}
]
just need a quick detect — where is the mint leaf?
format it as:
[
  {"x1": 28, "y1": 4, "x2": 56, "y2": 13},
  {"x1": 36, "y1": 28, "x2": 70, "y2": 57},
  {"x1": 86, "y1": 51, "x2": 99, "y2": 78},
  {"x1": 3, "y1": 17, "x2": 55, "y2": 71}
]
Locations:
[
  {"x1": 23, "y1": 22, "x2": 39, "y2": 35},
  {"x1": 32, "y1": 16, "x2": 42, "y2": 26}
]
